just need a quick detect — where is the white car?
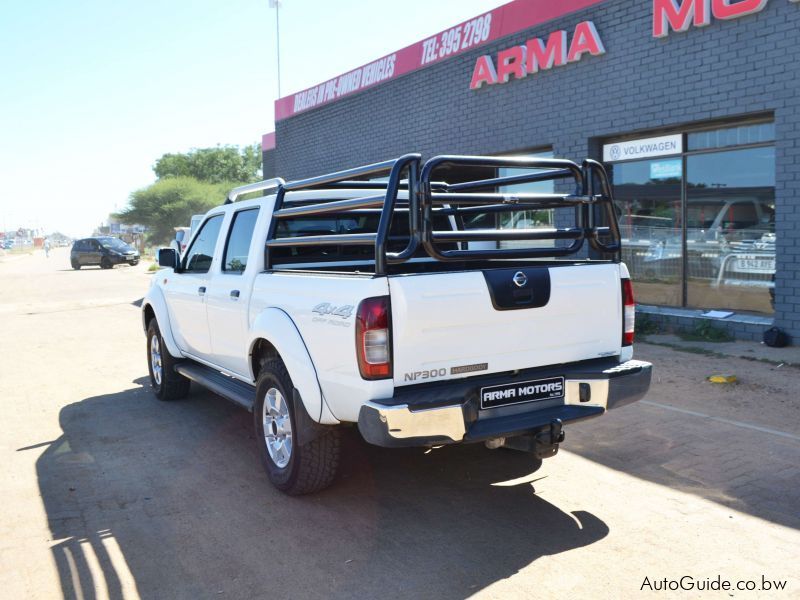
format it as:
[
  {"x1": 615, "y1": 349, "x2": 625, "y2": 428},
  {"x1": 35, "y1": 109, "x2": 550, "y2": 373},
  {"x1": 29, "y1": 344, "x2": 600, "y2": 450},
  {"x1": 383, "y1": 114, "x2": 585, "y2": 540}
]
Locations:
[{"x1": 142, "y1": 153, "x2": 652, "y2": 494}]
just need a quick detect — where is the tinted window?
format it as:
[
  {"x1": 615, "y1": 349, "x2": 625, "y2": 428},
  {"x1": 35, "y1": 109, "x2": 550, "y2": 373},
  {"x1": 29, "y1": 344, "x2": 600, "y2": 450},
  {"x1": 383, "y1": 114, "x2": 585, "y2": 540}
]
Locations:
[
  {"x1": 223, "y1": 209, "x2": 259, "y2": 272},
  {"x1": 183, "y1": 215, "x2": 224, "y2": 273}
]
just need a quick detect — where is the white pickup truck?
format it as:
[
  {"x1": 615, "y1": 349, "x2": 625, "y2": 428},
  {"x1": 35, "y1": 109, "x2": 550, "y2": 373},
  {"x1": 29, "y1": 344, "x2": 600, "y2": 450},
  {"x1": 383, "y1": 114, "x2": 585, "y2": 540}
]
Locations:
[{"x1": 142, "y1": 153, "x2": 652, "y2": 494}]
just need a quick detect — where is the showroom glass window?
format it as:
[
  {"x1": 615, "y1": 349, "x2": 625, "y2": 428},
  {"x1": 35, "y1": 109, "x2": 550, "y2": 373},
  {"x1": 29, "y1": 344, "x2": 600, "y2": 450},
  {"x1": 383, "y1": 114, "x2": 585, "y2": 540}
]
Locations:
[{"x1": 608, "y1": 121, "x2": 775, "y2": 313}]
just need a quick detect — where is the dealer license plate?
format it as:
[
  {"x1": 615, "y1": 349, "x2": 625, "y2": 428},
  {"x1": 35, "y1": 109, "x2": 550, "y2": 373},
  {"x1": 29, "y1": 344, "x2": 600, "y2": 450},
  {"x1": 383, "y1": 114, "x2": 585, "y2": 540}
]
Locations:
[{"x1": 480, "y1": 376, "x2": 565, "y2": 410}]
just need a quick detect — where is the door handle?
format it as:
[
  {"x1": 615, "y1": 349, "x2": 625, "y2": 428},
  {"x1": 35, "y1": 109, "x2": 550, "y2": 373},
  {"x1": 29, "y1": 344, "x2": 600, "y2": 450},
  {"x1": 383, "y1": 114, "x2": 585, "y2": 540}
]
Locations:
[
  {"x1": 198, "y1": 286, "x2": 206, "y2": 295},
  {"x1": 230, "y1": 290, "x2": 240, "y2": 299}
]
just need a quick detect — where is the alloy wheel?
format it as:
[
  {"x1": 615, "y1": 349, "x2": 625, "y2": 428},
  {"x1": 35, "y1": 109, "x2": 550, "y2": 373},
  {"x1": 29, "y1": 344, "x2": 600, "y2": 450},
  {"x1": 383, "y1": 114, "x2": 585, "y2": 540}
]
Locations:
[{"x1": 262, "y1": 387, "x2": 293, "y2": 468}]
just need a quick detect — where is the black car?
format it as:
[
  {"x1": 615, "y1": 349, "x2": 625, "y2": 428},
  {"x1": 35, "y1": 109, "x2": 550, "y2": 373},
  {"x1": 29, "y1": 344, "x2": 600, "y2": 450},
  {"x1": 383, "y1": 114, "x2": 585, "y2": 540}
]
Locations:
[{"x1": 70, "y1": 237, "x2": 140, "y2": 270}]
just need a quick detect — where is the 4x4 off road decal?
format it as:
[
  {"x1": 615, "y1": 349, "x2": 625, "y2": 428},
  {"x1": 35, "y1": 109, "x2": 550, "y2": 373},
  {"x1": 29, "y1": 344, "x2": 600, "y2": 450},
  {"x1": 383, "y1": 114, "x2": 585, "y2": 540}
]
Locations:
[
  {"x1": 312, "y1": 303, "x2": 354, "y2": 327},
  {"x1": 312, "y1": 303, "x2": 354, "y2": 319}
]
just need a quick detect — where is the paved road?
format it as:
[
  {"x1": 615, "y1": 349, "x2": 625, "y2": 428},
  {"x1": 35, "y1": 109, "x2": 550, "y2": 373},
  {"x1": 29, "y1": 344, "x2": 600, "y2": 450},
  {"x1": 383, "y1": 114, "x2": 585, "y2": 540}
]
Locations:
[{"x1": 1, "y1": 248, "x2": 798, "y2": 599}]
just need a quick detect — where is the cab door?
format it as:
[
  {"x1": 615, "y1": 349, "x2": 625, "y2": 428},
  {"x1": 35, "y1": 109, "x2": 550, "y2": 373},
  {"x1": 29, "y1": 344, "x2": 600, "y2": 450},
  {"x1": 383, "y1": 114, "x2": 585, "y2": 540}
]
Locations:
[
  {"x1": 163, "y1": 214, "x2": 225, "y2": 358},
  {"x1": 205, "y1": 208, "x2": 260, "y2": 376}
]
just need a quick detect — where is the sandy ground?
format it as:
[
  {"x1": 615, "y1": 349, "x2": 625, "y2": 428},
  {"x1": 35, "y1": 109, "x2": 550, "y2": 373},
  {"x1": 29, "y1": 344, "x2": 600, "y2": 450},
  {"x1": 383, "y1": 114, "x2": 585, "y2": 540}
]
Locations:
[{"x1": 1, "y1": 247, "x2": 798, "y2": 599}]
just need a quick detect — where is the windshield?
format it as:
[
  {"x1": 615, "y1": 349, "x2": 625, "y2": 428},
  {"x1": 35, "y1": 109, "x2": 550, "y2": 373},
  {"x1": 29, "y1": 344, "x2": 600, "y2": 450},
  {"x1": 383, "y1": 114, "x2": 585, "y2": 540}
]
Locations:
[{"x1": 98, "y1": 237, "x2": 130, "y2": 250}]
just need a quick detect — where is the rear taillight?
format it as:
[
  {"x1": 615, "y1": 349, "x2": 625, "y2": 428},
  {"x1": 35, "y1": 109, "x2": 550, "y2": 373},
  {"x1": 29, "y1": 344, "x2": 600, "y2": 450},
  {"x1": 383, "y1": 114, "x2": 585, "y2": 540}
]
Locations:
[
  {"x1": 356, "y1": 296, "x2": 392, "y2": 379},
  {"x1": 622, "y1": 278, "x2": 635, "y2": 346}
]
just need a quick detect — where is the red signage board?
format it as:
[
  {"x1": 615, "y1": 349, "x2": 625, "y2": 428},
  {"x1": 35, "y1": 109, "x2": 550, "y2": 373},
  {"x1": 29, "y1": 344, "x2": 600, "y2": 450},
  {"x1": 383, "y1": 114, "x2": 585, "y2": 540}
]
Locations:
[
  {"x1": 272, "y1": 0, "x2": 797, "y2": 124},
  {"x1": 273, "y1": 0, "x2": 607, "y2": 121}
]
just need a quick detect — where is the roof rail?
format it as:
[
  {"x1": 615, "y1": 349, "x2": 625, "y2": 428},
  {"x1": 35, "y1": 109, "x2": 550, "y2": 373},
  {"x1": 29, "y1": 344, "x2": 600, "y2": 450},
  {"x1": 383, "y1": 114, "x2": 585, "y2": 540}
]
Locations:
[{"x1": 225, "y1": 178, "x2": 285, "y2": 204}]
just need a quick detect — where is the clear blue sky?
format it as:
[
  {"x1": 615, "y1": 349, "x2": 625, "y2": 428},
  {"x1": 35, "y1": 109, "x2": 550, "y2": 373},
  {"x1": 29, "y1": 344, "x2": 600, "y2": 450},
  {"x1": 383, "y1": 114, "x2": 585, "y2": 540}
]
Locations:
[{"x1": 0, "y1": 0, "x2": 505, "y2": 237}]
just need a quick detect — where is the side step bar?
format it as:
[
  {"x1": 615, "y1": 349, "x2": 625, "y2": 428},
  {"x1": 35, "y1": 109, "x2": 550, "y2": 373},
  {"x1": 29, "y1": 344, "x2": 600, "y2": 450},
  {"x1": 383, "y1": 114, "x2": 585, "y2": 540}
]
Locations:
[{"x1": 175, "y1": 362, "x2": 256, "y2": 412}]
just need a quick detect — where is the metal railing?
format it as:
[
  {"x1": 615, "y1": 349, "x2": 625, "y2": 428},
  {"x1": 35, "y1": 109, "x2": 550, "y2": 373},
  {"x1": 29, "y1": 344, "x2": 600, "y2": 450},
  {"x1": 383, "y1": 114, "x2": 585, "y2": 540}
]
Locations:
[
  {"x1": 252, "y1": 153, "x2": 622, "y2": 275},
  {"x1": 226, "y1": 178, "x2": 286, "y2": 204},
  {"x1": 419, "y1": 155, "x2": 620, "y2": 261}
]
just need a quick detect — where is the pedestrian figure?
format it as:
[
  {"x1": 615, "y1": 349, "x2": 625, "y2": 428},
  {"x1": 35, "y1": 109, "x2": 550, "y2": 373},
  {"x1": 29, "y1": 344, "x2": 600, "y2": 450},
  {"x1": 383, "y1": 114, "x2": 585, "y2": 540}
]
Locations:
[{"x1": 44, "y1": 238, "x2": 51, "y2": 258}]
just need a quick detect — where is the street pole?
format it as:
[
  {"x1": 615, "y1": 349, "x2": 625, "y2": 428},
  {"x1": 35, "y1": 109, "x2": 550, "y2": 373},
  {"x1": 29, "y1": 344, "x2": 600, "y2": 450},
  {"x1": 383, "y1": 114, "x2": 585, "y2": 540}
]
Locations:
[{"x1": 270, "y1": 0, "x2": 282, "y2": 98}]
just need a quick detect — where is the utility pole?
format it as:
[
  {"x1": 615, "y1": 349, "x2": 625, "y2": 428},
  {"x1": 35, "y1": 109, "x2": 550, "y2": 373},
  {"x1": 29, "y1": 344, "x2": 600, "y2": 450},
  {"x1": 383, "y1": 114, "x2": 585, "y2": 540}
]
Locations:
[{"x1": 269, "y1": 0, "x2": 282, "y2": 98}]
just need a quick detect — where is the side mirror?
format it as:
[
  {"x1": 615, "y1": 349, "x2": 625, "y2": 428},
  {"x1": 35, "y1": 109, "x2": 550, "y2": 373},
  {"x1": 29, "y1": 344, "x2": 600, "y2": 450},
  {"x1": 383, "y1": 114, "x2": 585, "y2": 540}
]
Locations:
[
  {"x1": 175, "y1": 230, "x2": 185, "y2": 243},
  {"x1": 158, "y1": 248, "x2": 179, "y2": 269}
]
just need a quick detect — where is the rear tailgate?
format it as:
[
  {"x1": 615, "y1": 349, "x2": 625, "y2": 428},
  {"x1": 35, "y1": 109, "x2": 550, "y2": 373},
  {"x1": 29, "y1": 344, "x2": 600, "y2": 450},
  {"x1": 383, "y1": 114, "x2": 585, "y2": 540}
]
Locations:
[{"x1": 389, "y1": 263, "x2": 622, "y2": 387}]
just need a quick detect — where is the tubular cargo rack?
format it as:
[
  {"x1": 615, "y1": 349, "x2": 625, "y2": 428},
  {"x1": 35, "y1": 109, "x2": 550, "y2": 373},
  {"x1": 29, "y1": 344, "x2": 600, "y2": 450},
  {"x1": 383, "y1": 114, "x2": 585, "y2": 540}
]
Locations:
[{"x1": 240, "y1": 153, "x2": 622, "y2": 275}]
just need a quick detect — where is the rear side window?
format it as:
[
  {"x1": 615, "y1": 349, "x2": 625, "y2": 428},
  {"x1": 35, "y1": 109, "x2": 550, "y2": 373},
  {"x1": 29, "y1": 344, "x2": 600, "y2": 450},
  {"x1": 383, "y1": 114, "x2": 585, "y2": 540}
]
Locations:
[
  {"x1": 223, "y1": 209, "x2": 259, "y2": 272},
  {"x1": 183, "y1": 215, "x2": 224, "y2": 273}
]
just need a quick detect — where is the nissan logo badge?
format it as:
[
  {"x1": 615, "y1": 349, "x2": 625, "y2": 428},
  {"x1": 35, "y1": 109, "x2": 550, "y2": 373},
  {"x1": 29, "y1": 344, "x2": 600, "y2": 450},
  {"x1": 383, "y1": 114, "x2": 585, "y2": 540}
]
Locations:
[{"x1": 513, "y1": 271, "x2": 528, "y2": 288}]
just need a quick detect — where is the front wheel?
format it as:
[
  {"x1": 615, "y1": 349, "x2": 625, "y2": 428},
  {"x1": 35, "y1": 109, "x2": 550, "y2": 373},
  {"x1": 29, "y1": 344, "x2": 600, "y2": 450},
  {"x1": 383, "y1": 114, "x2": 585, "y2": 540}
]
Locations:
[
  {"x1": 254, "y1": 358, "x2": 340, "y2": 495},
  {"x1": 146, "y1": 320, "x2": 190, "y2": 400}
]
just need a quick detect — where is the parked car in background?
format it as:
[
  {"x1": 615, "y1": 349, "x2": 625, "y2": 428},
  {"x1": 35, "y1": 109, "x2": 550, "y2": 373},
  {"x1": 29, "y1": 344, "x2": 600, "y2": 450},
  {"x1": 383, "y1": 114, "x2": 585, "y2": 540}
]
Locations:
[
  {"x1": 190, "y1": 214, "x2": 203, "y2": 235},
  {"x1": 169, "y1": 215, "x2": 205, "y2": 257},
  {"x1": 70, "y1": 237, "x2": 140, "y2": 269},
  {"x1": 170, "y1": 227, "x2": 191, "y2": 256}
]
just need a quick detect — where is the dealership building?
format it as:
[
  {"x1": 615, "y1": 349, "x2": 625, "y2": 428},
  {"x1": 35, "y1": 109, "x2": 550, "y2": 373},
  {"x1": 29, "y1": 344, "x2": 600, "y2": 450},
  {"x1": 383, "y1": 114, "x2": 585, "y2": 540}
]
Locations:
[{"x1": 263, "y1": 0, "x2": 800, "y2": 343}]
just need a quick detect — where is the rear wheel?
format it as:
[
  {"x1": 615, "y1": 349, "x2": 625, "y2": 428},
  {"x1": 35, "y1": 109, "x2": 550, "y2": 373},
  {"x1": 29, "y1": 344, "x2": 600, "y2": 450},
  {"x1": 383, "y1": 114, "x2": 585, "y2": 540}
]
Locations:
[
  {"x1": 71, "y1": 259, "x2": 81, "y2": 270},
  {"x1": 254, "y1": 358, "x2": 340, "y2": 495},
  {"x1": 146, "y1": 320, "x2": 190, "y2": 400}
]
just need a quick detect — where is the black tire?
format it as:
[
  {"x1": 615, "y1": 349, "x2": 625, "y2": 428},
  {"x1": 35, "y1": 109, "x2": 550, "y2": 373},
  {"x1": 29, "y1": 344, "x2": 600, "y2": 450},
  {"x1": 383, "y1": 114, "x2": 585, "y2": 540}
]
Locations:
[
  {"x1": 254, "y1": 358, "x2": 340, "y2": 495},
  {"x1": 146, "y1": 319, "x2": 190, "y2": 401},
  {"x1": 131, "y1": 260, "x2": 139, "y2": 266},
  {"x1": 100, "y1": 257, "x2": 112, "y2": 269},
  {"x1": 71, "y1": 260, "x2": 81, "y2": 270}
]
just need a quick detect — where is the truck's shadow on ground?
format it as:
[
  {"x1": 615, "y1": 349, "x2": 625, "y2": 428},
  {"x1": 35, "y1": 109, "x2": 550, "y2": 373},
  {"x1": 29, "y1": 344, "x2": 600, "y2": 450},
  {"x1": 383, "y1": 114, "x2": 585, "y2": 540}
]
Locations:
[{"x1": 37, "y1": 379, "x2": 608, "y2": 600}]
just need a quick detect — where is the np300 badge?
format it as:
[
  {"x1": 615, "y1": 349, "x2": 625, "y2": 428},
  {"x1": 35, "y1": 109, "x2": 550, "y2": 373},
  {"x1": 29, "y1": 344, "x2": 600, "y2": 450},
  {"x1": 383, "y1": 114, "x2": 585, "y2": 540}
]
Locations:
[{"x1": 480, "y1": 376, "x2": 565, "y2": 409}]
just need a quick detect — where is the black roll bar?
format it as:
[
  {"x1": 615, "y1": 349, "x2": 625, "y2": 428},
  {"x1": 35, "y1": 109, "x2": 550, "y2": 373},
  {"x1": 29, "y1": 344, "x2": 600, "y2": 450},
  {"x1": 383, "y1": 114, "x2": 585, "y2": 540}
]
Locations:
[
  {"x1": 264, "y1": 153, "x2": 421, "y2": 275},
  {"x1": 258, "y1": 151, "x2": 621, "y2": 274}
]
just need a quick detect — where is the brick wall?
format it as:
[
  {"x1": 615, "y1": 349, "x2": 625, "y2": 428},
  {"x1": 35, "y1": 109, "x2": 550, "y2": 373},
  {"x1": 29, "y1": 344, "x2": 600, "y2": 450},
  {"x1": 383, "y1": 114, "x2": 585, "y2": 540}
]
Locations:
[
  {"x1": 271, "y1": 0, "x2": 800, "y2": 342},
  {"x1": 262, "y1": 148, "x2": 276, "y2": 180}
]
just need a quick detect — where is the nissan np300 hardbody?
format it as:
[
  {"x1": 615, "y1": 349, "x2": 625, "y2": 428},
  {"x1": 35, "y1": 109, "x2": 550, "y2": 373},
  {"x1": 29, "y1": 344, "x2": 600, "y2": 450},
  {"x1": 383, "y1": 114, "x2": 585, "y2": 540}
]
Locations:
[{"x1": 142, "y1": 153, "x2": 652, "y2": 494}]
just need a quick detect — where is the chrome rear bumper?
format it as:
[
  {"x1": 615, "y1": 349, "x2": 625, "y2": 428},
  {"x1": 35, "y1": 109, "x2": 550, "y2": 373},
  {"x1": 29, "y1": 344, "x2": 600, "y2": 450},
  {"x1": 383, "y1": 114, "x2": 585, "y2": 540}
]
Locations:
[{"x1": 358, "y1": 359, "x2": 652, "y2": 448}]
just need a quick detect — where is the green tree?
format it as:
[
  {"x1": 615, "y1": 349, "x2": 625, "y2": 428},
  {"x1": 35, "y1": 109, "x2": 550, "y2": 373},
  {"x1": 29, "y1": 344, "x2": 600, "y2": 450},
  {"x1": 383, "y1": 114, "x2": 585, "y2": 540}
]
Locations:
[
  {"x1": 114, "y1": 177, "x2": 233, "y2": 244},
  {"x1": 115, "y1": 143, "x2": 262, "y2": 244},
  {"x1": 153, "y1": 145, "x2": 261, "y2": 184}
]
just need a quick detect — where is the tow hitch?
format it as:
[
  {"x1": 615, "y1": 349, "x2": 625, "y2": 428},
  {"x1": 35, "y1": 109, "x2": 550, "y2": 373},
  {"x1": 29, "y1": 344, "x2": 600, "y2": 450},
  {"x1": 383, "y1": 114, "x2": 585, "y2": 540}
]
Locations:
[{"x1": 485, "y1": 418, "x2": 566, "y2": 459}]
